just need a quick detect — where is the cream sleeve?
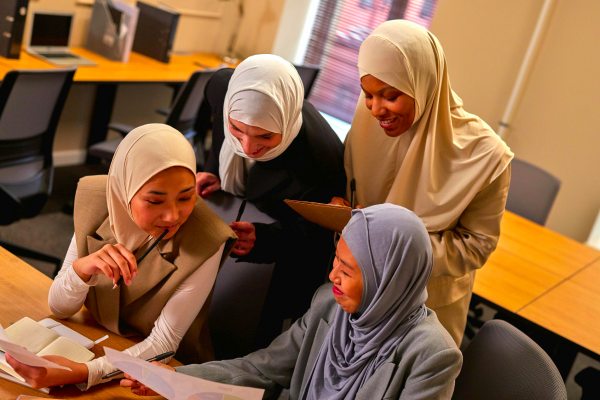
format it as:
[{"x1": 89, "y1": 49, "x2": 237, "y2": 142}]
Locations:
[{"x1": 428, "y1": 164, "x2": 511, "y2": 279}]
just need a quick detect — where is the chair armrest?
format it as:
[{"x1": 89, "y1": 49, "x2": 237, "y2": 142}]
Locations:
[
  {"x1": 107, "y1": 123, "x2": 135, "y2": 136},
  {"x1": 156, "y1": 108, "x2": 170, "y2": 116}
]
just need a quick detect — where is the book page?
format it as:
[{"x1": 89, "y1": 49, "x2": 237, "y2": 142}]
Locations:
[
  {"x1": 36, "y1": 337, "x2": 94, "y2": 363},
  {"x1": 5, "y1": 317, "x2": 59, "y2": 354},
  {"x1": 105, "y1": 347, "x2": 264, "y2": 400}
]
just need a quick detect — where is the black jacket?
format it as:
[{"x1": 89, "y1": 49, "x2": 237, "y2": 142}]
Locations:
[{"x1": 203, "y1": 68, "x2": 346, "y2": 264}]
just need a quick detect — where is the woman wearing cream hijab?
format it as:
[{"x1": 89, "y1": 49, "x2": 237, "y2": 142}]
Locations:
[
  {"x1": 7, "y1": 124, "x2": 236, "y2": 390},
  {"x1": 333, "y1": 20, "x2": 513, "y2": 345},
  {"x1": 196, "y1": 55, "x2": 346, "y2": 348}
]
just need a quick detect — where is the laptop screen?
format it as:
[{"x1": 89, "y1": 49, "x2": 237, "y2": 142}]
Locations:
[{"x1": 30, "y1": 13, "x2": 72, "y2": 47}]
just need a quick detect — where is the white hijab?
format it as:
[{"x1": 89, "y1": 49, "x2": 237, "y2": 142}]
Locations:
[
  {"x1": 345, "y1": 20, "x2": 513, "y2": 231},
  {"x1": 107, "y1": 124, "x2": 197, "y2": 252},
  {"x1": 219, "y1": 54, "x2": 304, "y2": 196}
]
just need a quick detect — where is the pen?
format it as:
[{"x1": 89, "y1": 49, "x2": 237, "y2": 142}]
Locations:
[
  {"x1": 235, "y1": 198, "x2": 247, "y2": 222},
  {"x1": 114, "y1": 229, "x2": 169, "y2": 288},
  {"x1": 101, "y1": 350, "x2": 175, "y2": 379},
  {"x1": 350, "y1": 179, "x2": 356, "y2": 209}
]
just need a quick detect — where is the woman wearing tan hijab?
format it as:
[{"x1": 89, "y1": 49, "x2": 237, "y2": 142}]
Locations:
[
  {"x1": 332, "y1": 20, "x2": 513, "y2": 345},
  {"x1": 6, "y1": 124, "x2": 236, "y2": 390}
]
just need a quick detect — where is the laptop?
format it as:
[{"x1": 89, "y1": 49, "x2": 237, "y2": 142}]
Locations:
[{"x1": 26, "y1": 11, "x2": 97, "y2": 66}]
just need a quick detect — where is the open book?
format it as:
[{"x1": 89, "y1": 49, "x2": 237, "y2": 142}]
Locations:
[
  {"x1": 284, "y1": 200, "x2": 352, "y2": 233},
  {"x1": 0, "y1": 317, "x2": 94, "y2": 386}
]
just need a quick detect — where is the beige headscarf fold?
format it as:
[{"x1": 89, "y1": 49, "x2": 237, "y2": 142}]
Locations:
[
  {"x1": 345, "y1": 20, "x2": 513, "y2": 231},
  {"x1": 107, "y1": 124, "x2": 197, "y2": 252},
  {"x1": 219, "y1": 54, "x2": 304, "y2": 196}
]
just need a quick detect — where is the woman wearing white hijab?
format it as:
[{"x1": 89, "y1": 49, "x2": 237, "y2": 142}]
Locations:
[
  {"x1": 196, "y1": 55, "x2": 346, "y2": 348},
  {"x1": 7, "y1": 124, "x2": 236, "y2": 390},
  {"x1": 121, "y1": 204, "x2": 462, "y2": 400},
  {"x1": 333, "y1": 20, "x2": 513, "y2": 345}
]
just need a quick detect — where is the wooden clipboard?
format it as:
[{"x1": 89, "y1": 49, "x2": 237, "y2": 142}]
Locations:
[{"x1": 284, "y1": 200, "x2": 352, "y2": 233}]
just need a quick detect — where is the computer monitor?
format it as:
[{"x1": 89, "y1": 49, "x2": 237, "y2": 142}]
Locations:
[{"x1": 29, "y1": 11, "x2": 73, "y2": 48}]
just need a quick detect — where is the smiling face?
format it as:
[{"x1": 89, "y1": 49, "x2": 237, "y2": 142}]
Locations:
[
  {"x1": 228, "y1": 118, "x2": 283, "y2": 158},
  {"x1": 329, "y1": 237, "x2": 363, "y2": 314},
  {"x1": 130, "y1": 166, "x2": 196, "y2": 240},
  {"x1": 361, "y1": 74, "x2": 416, "y2": 137}
]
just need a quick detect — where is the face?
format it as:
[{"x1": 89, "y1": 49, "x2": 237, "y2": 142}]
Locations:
[
  {"x1": 361, "y1": 74, "x2": 416, "y2": 137},
  {"x1": 228, "y1": 118, "x2": 282, "y2": 158},
  {"x1": 329, "y1": 237, "x2": 363, "y2": 314},
  {"x1": 130, "y1": 166, "x2": 196, "y2": 240}
]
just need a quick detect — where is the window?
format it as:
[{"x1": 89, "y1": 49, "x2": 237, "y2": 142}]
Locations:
[{"x1": 302, "y1": 0, "x2": 439, "y2": 125}]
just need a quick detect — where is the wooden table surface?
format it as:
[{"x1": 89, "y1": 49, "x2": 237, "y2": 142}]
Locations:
[
  {"x1": 0, "y1": 48, "x2": 235, "y2": 83},
  {"x1": 0, "y1": 245, "x2": 177, "y2": 399},
  {"x1": 474, "y1": 211, "x2": 600, "y2": 355}
]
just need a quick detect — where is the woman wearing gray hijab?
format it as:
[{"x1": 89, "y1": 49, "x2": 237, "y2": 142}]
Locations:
[{"x1": 121, "y1": 204, "x2": 462, "y2": 400}]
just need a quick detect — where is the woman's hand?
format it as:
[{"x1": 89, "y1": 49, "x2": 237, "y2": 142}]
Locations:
[
  {"x1": 330, "y1": 197, "x2": 351, "y2": 207},
  {"x1": 229, "y1": 222, "x2": 256, "y2": 256},
  {"x1": 73, "y1": 244, "x2": 137, "y2": 286},
  {"x1": 120, "y1": 362, "x2": 175, "y2": 397},
  {"x1": 196, "y1": 172, "x2": 221, "y2": 198},
  {"x1": 5, "y1": 353, "x2": 88, "y2": 389}
]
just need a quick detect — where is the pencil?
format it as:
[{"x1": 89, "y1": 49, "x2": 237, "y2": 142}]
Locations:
[
  {"x1": 114, "y1": 229, "x2": 169, "y2": 288},
  {"x1": 101, "y1": 350, "x2": 176, "y2": 380},
  {"x1": 350, "y1": 179, "x2": 356, "y2": 209},
  {"x1": 235, "y1": 198, "x2": 247, "y2": 222}
]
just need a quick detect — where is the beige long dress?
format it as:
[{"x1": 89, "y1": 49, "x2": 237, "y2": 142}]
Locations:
[{"x1": 344, "y1": 20, "x2": 513, "y2": 345}]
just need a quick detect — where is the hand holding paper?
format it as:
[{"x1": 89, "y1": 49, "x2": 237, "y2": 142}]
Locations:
[
  {"x1": 0, "y1": 323, "x2": 71, "y2": 372},
  {"x1": 105, "y1": 347, "x2": 264, "y2": 400}
]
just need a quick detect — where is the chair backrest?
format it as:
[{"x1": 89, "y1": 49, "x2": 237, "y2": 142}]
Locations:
[
  {"x1": 0, "y1": 68, "x2": 75, "y2": 221},
  {"x1": 505, "y1": 158, "x2": 561, "y2": 225},
  {"x1": 166, "y1": 70, "x2": 215, "y2": 135},
  {"x1": 204, "y1": 190, "x2": 277, "y2": 360},
  {"x1": 452, "y1": 320, "x2": 567, "y2": 400},
  {"x1": 294, "y1": 64, "x2": 320, "y2": 99}
]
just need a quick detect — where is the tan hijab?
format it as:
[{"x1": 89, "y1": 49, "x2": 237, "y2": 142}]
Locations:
[
  {"x1": 345, "y1": 20, "x2": 513, "y2": 231},
  {"x1": 107, "y1": 123, "x2": 197, "y2": 252}
]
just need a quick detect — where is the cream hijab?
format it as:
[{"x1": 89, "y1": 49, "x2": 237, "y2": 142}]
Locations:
[
  {"x1": 219, "y1": 54, "x2": 304, "y2": 196},
  {"x1": 345, "y1": 20, "x2": 513, "y2": 231},
  {"x1": 107, "y1": 123, "x2": 197, "y2": 252}
]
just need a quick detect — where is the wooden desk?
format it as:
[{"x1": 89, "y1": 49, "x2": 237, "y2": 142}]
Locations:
[
  {"x1": 0, "y1": 49, "x2": 236, "y2": 163},
  {"x1": 474, "y1": 211, "x2": 600, "y2": 358},
  {"x1": 0, "y1": 48, "x2": 232, "y2": 83},
  {"x1": 474, "y1": 211, "x2": 600, "y2": 312},
  {"x1": 519, "y1": 258, "x2": 600, "y2": 357},
  {"x1": 0, "y1": 245, "x2": 179, "y2": 399}
]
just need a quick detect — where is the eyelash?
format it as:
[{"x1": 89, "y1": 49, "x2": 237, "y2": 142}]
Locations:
[
  {"x1": 147, "y1": 197, "x2": 192, "y2": 205},
  {"x1": 364, "y1": 94, "x2": 399, "y2": 101}
]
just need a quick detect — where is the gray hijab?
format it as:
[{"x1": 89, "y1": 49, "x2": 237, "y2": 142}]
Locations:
[{"x1": 302, "y1": 204, "x2": 433, "y2": 400}]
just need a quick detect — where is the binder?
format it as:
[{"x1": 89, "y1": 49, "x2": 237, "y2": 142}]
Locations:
[
  {"x1": 0, "y1": 0, "x2": 29, "y2": 59},
  {"x1": 132, "y1": 2, "x2": 180, "y2": 63},
  {"x1": 86, "y1": 0, "x2": 139, "y2": 62}
]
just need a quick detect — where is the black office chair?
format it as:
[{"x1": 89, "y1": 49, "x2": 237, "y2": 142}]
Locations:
[
  {"x1": 294, "y1": 64, "x2": 320, "y2": 99},
  {"x1": 88, "y1": 70, "x2": 216, "y2": 165},
  {"x1": 0, "y1": 68, "x2": 76, "y2": 278},
  {"x1": 506, "y1": 158, "x2": 561, "y2": 226},
  {"x1": 453, "y1": 320, "x2": 567, "y2": 400}
]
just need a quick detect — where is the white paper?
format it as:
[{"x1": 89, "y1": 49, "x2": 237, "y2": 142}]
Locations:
[
  {"x1": 105, "y1": 347, "x2": 264, "y2": 400},
  {"x1": 0, "y1": 323, "x2": 71, "y2": 371}
]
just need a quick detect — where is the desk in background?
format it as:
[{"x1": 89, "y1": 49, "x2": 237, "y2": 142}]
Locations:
[
  {"x1": 474, "y1": 211, "x2": 600, "y2": 360},
  {"x1": 0, "y1": 48, "x2": 236, "y2": 162},
  {"x1": 0, "y1": 245, "x2": 182, "y2": 399}
]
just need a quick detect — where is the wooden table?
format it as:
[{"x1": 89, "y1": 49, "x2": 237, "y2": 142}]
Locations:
[
  {"x1": 0, "y1": 48, "x2": 236, "y2": 163},
  {"x1": 474, "y1": 211, "x2": 600, "y2": 359},
  {"x1": 0, "y1": 245, "x2": 179, "y2": 399}
]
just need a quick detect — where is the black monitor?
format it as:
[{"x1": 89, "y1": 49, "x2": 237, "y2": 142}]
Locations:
[{"x1": 30, "y1": 12, "x2": 72, "y2": 47}]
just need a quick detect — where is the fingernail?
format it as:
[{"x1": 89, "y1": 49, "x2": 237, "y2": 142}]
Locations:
[
  {"x1": 112, "y1": 283, "x2": 117, "y2": 290},
  {"x1": 133, "y1": 271, "x2": 137, "y2": 278},
  {"x1": 126, "y1": 279, "x2": 131, "y2": 285}
]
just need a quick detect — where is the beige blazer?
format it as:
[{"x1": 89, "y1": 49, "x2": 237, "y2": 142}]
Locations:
[{"x1": 73, "y1": 175, "x2": 237, "y2": 363}]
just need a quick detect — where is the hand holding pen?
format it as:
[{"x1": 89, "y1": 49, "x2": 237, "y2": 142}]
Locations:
[{"x1": 229, "y1": 198, "x2": 256, "y2": 257}]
